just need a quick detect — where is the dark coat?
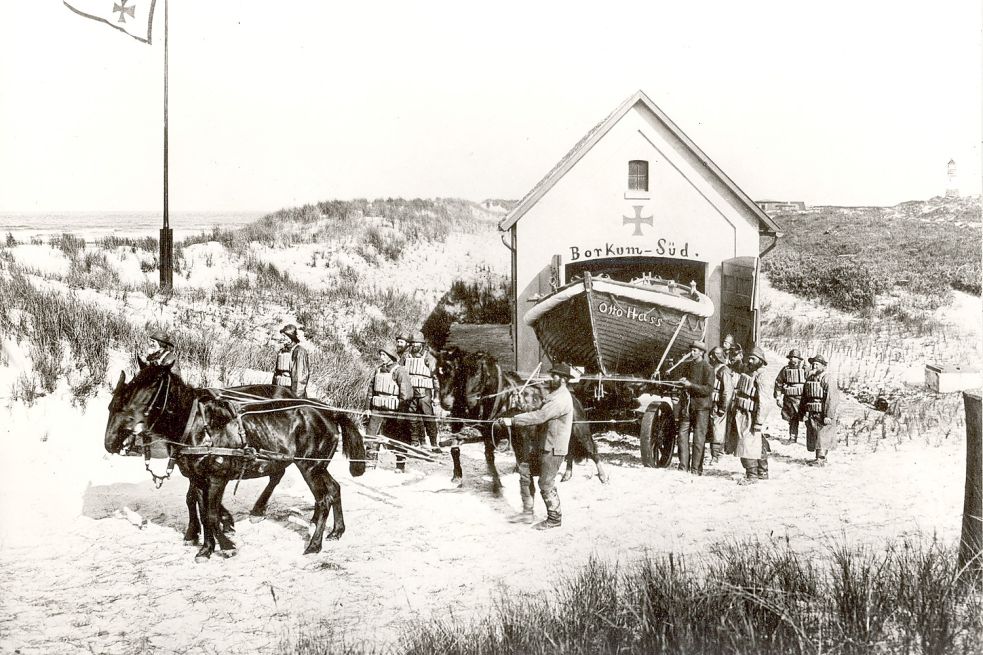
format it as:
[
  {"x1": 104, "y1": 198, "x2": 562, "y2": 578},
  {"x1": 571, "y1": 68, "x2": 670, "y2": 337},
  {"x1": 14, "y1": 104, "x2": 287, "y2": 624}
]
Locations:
[{"x1": 677, "y1": 358, "x2": 715, "y2": 411}]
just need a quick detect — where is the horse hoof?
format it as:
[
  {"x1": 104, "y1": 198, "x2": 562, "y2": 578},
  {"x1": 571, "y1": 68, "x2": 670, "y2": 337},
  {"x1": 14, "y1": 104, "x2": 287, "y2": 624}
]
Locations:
[
  {"x1": 184, "y1": 538, "x2": 200, "y2": 546},
  {"x1": 219, "y1": 548, "x2": 237, "y2": 559},
  {"x1": 326, "y1": 531, "x2": 344, "y2": 541},
  {"x1": 194, "y1": 552, "x2": 212, "y2": 563},
  {"x1": 560, "y1": 473, "x2": 572, "y2": 483},
  {"x1": 599, "y1": 473, "x2": 610, "y2": 484},
  {"x1": 451, "y1": 475, "x2": 462, "y2": 484},
  {"x1": 303, "y1": 545, "x2": 322, "y2": 555},
  {"x1": 249, "y1": 515, "x2": 266, "y2": 524}
]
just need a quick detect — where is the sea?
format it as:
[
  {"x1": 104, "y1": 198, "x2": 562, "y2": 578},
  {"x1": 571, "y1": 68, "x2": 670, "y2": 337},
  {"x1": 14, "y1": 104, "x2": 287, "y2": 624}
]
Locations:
[{"x1": 0, "y1": 210, "x2": 265, "y2": 242}]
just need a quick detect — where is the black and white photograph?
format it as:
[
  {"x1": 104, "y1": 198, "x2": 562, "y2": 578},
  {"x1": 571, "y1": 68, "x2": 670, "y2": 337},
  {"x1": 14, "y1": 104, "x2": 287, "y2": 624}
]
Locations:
[{"x1": 1, "y1": 1, "x2": 981, "y2": 653}]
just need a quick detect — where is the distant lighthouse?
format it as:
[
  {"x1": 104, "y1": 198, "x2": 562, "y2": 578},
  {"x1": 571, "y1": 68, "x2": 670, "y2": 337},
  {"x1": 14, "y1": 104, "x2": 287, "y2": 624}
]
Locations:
[{"x1": 946, "y1": 159, "x2": 960, "y2": 198}]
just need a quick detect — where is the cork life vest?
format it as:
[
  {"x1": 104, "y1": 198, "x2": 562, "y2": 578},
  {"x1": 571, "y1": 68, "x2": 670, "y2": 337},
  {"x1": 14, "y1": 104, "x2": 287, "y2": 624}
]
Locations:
[
  {"x1": 371, "y1": 368, "x2": 400, "y2": 410},
  {"x1": 734, "y1": 372, "x2": 757, "y2": 412},
  {"x1": 783, "y1": 365, "x2": 807, "y2": 396},
  {"x1": 803, "y1": 376, "x2": 825, "y2": 413},
  {"x1": 403, "y1": 353, "x2": 433, "y2": 391},
  {"x1": 274, "y1": 347, "x2": 294, "y2": 385},
  {"x1": 712, "y1": 364, "x2": 727, "y2": 404}
]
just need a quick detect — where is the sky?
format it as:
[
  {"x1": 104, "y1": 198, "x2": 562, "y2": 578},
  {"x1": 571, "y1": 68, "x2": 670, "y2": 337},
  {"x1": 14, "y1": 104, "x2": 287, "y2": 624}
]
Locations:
[{"x1": 1, "y1": 1, "x2": 980, "y2": 213}]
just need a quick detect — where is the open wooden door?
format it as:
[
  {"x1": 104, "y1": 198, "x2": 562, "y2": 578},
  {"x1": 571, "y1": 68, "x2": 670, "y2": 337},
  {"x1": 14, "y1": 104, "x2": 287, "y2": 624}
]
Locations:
[{"x1": 720, "y1": 256, "x2": 759, "y2": 350}]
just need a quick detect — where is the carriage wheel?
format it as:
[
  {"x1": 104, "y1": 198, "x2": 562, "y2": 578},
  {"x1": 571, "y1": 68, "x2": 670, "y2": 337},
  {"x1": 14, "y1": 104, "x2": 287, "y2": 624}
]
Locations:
[{"x1": 639, "y1": 404, "x2": 675, "y2": 468}]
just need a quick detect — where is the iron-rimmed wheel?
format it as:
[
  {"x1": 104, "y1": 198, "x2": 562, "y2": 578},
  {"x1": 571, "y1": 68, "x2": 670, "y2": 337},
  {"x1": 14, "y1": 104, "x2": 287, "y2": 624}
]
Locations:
[{"x1": 640, "y1": 403, "x2": 675, "y2": 468}]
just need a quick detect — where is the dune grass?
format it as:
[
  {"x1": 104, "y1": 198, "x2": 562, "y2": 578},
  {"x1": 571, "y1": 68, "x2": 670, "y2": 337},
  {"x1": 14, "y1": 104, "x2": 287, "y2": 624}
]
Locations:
[
  {"x1": 275, "y1": 537, "x2": 982, "y2": 655},
  {"x1": 763, "y1": 196, "x2": 981, "y2": 317}
]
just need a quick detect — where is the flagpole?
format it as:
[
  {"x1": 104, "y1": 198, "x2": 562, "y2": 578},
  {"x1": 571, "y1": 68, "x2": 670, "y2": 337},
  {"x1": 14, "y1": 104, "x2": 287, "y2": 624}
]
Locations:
[{"x1": 159, "y1": 0, "x2": 173, "y2": 291}]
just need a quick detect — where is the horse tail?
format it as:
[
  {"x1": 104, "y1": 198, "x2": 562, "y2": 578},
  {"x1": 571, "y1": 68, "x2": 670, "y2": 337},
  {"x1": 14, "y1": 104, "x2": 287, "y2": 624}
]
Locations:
[{"x1": 339, "y1": 413, "x2": 366, "y2": 477}]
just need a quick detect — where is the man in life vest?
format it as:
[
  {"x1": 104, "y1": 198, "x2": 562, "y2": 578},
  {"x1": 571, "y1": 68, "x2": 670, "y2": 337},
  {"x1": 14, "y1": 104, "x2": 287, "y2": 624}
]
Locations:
[
  {"x1": 799, "y1": 354, "x2": 839, "y2": 467},
  {"x1": 366, "y1": 343, "x2": 415, "y2": 470},
  {"x1": 403, "y1": 331, "x2": 440, "y2": 452},
  {"x1": 675, "y1": 340, "x2": 715, "y2": 475},
  {"x1": 707, "y1": 346, "x2": 734, "y2": 466},
  {"x1": 394, "y1": 334, "x2": 410, "y2": 361},
  {"x1": 721, "y1": 334, "x2": 745, "y2": 373},
  {"x1": 726, "y1": 346, "x2": 771, "y2": 484},
  {"x1": 774, "y1": 348, "x2": 807, "y2": 442},
  {"x1": 143, "y1": 330, "x2": 182, "y2": 377},
  {"x1": 272, "y1": 324, "x2": 310, "y2": 397}
]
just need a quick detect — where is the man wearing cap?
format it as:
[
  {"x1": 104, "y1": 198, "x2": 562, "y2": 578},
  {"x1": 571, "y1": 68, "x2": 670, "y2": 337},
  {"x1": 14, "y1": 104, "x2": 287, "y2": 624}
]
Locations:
[
  {"x1": 403, "y1": 331, "x2": 441, "y2": 452},
  {"x1": 366, "y1": 344, "x2": 415, "y2": 471},
  {"x1": 144, "y1": 330, "x2": 181, "y2": 377},
  {"x1": 707, "y1": 346, "x2": 734, "y2": 466},
  {"x1": 726, "y1": 346, "x2": 770, "y2": 483},
  {"x1": 799, "y1": 354, "x2": 839, "y2": 467},
  {"x1": 496, "y1": 363, "x2": 576, "y2": 530},
  {"x1": 272, "y1": 324, "x2": 310, "y2": 397},
  {"x1": 774, "y1": 349, "x2": 808, "y2": 442},
  {"x1": 675, "y1": 340, "x2": 716, "y2": 475}
]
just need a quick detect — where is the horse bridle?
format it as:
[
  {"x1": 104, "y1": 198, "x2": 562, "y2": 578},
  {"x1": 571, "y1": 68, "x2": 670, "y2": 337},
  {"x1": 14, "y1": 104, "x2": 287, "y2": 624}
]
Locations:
[{"x1": 122, "y1": 372, "x2": 176, "y2": 488}]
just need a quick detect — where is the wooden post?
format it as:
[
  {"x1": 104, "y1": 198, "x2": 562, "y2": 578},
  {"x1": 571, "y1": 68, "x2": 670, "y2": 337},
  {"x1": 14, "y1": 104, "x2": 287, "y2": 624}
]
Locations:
[{"x1": 960, "y1": 390, "x2": 982, "y2": 581}]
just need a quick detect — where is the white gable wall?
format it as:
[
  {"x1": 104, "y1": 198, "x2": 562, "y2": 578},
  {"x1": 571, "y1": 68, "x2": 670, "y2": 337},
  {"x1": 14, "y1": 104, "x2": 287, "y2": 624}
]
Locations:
[{"x1": 513, "y1": 102, "x2": 761, "y2": 374}]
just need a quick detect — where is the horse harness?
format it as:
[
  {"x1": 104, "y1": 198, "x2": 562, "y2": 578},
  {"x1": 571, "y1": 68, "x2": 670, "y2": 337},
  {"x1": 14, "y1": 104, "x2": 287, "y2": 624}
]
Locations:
[{"x1": 136, "y1": 379, "x2": 329, "y2": 489}]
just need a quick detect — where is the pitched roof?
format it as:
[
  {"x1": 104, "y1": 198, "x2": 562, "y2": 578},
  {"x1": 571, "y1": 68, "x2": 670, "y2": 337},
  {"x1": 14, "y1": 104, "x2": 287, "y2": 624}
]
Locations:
[{"x1": 499, "y1": 90, "x2": 783, "y2": 236}]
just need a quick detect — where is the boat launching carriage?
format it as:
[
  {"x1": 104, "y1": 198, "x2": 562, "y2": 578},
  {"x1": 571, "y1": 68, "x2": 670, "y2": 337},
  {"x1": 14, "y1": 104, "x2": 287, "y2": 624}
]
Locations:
[{"x1": 523, "y1": 271, "x2": 716, "y2": 468}]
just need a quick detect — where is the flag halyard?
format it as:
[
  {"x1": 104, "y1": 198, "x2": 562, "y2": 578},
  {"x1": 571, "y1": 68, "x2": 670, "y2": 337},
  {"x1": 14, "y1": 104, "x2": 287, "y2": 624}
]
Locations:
[{"x1": 64, "y1": 0, "x2": 158, "y2": 44}]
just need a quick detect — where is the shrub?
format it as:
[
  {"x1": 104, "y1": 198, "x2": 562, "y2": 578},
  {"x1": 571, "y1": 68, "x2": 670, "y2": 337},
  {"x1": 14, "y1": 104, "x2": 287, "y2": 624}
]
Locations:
[
  {"x1": 98, "y1": 235, "x2": 158, "y2": 252},
  {"x1": 51, "y1": 233, "x2": 86, "y2": 260}
]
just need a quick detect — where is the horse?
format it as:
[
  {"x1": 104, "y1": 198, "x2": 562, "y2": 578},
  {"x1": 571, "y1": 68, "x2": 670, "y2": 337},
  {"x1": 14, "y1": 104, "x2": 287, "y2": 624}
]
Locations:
[
  {"x1": 104, "y1": 361, "x2": 366, "y2": 560},
  {"x1": 436, "y1": 347, "x2": 505, "y2": 486},
  {"x1": 437, "y1": 348, "x2": 608, "y2": 490},
  {"x1": 106, "y1": 369, "x2": 298, "y2": 542}
]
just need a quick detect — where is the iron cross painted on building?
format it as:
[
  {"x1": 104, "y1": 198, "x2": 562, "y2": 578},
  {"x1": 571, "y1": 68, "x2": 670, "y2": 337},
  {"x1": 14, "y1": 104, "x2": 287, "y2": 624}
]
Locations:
[
  {"x1": 622, "y1": 205, "x2": 653, "y2": 236},
  {"x1": 114, "y1": 0, "x2": 136, "y2": 24}
]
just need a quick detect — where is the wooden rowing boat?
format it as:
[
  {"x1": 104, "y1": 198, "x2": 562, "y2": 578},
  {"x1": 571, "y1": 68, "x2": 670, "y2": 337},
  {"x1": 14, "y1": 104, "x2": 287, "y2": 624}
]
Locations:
[{"x1": 522, "y1": 272, "x2": 714, "y2": 376}]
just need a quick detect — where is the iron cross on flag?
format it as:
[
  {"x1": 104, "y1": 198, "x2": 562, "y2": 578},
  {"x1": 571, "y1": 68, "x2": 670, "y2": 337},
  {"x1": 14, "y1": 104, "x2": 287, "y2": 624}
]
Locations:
[
  {"x1": 622, "y1": 205, "x2": 653, "y2": 236},
  {"x1": 64, "y1": 0, "x2": 157, "y2": 44}
]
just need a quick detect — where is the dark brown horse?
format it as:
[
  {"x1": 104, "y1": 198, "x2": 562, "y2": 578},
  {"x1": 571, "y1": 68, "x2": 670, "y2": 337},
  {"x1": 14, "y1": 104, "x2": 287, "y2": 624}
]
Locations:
[
  {"x1": 105, "y1": 362, "x2": 366, "y2": 560},
  {"x1": 437, "y1": 348, "x2": 608, "y2": 489},
  {"x1": 106, "y1": 370, "x2": 295, "y2": 543}
]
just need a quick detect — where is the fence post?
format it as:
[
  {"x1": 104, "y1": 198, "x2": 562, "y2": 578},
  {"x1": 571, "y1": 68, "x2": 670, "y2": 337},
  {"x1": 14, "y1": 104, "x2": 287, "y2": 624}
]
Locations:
[{"x1": 960, "y1": 391, "x2": 982, "y2": 581}]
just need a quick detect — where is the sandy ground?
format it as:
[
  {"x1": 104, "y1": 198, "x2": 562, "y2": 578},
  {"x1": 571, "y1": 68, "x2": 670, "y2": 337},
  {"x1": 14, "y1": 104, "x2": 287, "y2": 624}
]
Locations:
[
  {"x1": 0, "y1": 220, "x2": 975, "y2": 653},
  {"x1": 0, "y1": 349, "x2": 968, "y2": 654}
]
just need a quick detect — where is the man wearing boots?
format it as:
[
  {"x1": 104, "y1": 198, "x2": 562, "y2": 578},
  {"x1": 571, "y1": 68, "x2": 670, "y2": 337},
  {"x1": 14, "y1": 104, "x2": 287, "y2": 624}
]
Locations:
[
  {"x1": 496, "y1": 363, "x2": 576, "y2": 530},
  {"x1": 800, "y1": 354, "x2": 839, "y2": 467},
  {"x1": 707, "y1": 346, "x2": 734, "y2": 467},
  {"x1": 403, "y1": 331, "x2": 441, "y2": 453},
  {"x1": 774, "y1": 349, "x2": 807, "y2": 442},
  {"x1": 726, "y1": 346, "x2": 770, "y2": 484},
  {"x1": 365, "y1": 344, "x2": 414, "y2": 470},
  {"x1": 675, "y1": 341, "x2": 715, "y2": 475},
  {"x1": 272, "y1": 324, "x2": 310, "y2": 397}
]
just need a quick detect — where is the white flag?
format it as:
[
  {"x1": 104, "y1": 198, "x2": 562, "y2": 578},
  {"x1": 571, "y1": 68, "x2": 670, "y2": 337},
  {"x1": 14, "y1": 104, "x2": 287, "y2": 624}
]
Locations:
[{"x1": 64, "y1": 0, "x2": 157, "y2": 44}]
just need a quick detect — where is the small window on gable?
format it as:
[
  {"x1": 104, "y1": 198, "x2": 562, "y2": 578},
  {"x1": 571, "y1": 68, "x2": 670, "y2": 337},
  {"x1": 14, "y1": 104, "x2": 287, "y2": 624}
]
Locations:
[{"x1": 628, "y1": 160, "x2": 649, "y2": 191}]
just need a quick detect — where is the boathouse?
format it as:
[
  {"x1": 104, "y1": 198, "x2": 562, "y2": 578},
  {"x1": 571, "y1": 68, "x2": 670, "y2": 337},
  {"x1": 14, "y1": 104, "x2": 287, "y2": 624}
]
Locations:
[{"x1": 500, "y1": 90, "x2": 783, "y2": 376}]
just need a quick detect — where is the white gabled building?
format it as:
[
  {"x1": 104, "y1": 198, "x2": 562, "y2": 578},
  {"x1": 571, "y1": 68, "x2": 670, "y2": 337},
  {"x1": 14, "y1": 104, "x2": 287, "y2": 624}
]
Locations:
[{"x1": 500, "y1": 90, "x2": 783, "y2": 376}]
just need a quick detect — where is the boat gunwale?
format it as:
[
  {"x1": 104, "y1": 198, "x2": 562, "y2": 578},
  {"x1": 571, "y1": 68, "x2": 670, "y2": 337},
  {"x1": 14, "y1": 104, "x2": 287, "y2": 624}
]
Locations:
[{"x1": 523, "y1": 275, "x2": 714, "y2": 327}]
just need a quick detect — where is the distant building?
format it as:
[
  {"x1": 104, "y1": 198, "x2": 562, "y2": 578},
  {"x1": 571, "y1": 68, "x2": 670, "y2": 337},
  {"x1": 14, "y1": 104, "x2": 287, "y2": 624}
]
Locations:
[
  {"x1": 756, "y1": 200, "x2": 806, "y2": 212},
  {"x1": 946, "y1": 159, "x2": 960, "y2": 198}
]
